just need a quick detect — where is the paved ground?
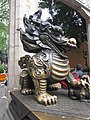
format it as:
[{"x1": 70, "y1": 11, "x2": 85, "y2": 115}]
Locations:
[{"x1": 0, "y1": 83, "x2": 7, "y2": 120}]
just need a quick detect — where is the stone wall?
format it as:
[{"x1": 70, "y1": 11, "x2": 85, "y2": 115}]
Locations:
[{"x1": 8, "y1": 0, "x2": 38, "y2": 90}]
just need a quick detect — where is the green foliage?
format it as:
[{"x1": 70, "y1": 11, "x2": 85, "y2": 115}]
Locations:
[
  {"x1": 0, "y1": 0, "x2": 9, "y2": 58},
  {"x1": 39, "y1": 0, "x2": 87, "y2": 47},
  {"x1": 0, "y1": 64, "x2": 6, "y2": 73}
]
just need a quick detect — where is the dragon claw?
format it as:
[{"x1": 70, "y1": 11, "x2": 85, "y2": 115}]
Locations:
[
  {"x1": 21, "y1": 88, "x2": 34, "y2": 95},
  {"x1": 36, "y1": 93, "x2": 57, "y2": 105}
]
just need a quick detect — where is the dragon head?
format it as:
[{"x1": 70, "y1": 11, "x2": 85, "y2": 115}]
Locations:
[{"x1": 20, "y1": 9, "x2": 77, "y2": 59}]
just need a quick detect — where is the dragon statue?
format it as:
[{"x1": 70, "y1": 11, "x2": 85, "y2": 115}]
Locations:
[
  {"x1": 68, "y1": 74, "x2": 90, "y2": 102},
  {"x1": 18, "y1": 9, "x2": 80, "y2": 105}
]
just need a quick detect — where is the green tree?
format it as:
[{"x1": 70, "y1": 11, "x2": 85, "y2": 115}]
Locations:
[
  {"x1": 0, "y1": 0, "x2": 9, "y2": 60},
  {"x1": 39, "y1": 0, "x2": 87, "y2": 47}
]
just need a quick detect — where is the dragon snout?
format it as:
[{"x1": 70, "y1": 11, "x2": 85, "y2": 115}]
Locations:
[{"x1": 67, "y1": 38, "x2": 77, "y2": 47}]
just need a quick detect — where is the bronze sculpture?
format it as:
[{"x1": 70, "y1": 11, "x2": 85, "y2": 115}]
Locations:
[
  {"x1": 68, "y1": 74, "x2": 90, "y2": 102},
  {"x1": 18, "y1": 9, "x2": 80, "y2": 105}
]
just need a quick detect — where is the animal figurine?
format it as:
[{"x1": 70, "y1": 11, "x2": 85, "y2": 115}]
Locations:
[
  {"x1": 18, "y1": 10, "x2": 80, "y2": 105},
  {"x1": 68, "y1": 74, "x2": 90, "y2": 102}
]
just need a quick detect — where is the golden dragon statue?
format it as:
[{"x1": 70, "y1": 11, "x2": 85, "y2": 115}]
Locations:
[{"x1": 18, "y1": 9, "x2": 81, "y2": 105}]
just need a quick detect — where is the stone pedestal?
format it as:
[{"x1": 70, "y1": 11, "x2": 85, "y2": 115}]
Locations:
[{"x1": 4, "y1": 89, "x2": 90, "y2": 120}]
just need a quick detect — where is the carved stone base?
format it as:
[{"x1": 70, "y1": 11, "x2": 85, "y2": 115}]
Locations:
[{"x1": 4, "y1": 89, "x2": 90, "y2": 120}]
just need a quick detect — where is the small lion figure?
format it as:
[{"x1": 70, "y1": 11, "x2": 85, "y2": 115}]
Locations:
[{"x1": 68, "y1": 74, "x2": 90, "y2": 102}]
